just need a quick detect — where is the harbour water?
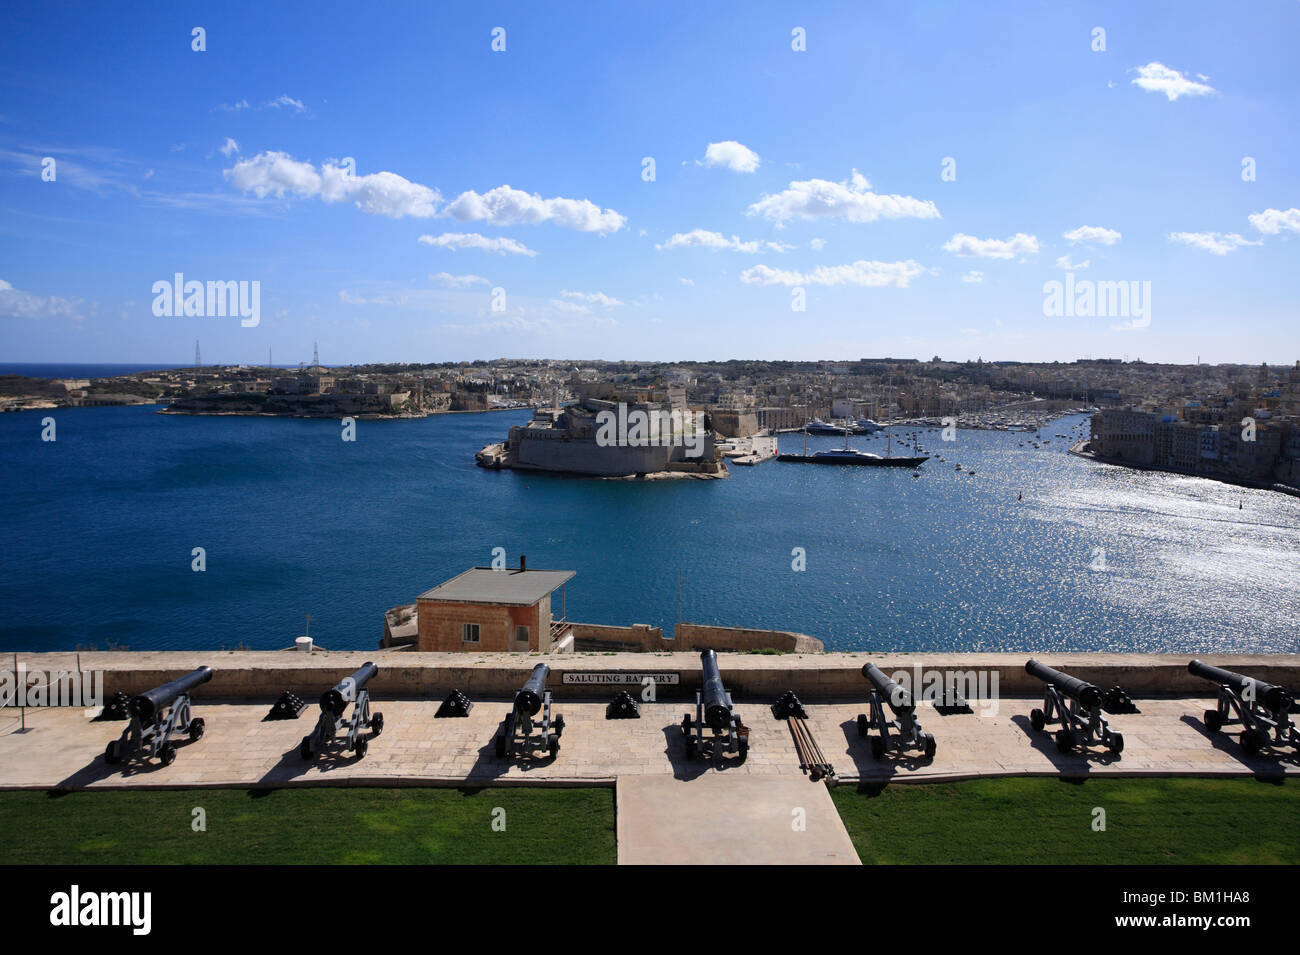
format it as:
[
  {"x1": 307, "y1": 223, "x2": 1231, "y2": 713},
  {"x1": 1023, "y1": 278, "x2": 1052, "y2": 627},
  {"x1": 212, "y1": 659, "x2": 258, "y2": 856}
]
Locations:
[{"x1": 2, "y1": 405, "x2": 1296, "y2": 653}]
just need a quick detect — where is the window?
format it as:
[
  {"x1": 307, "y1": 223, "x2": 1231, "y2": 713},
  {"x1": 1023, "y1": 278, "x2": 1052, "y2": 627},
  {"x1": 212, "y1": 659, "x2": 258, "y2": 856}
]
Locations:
[
  {"x1": 514, "y1": 625, "x2": 530, "y2": 645},
  {"x1": 462, "y1": 623, "x2": 480, "y2": 644}
]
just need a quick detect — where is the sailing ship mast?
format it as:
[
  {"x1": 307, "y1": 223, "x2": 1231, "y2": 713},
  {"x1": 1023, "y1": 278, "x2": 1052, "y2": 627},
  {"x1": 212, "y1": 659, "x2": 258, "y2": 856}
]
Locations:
[{"x1": 885, "y1": 375, "x2": 893, "y2": 459}]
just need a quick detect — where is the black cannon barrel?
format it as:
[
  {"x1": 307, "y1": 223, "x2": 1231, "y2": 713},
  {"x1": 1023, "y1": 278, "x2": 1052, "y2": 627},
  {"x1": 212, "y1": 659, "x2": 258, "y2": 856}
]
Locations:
[
  {"x1": 129, "y1": 666, "x2": 214, "y2": 722},
  {"x1": 321, "y1": 662, "x2": 378, "y2": 716},
  {"x1": 1189, "y1": 659, "x2": 1291, "y2": 712},
  {"x1": 515, "y1": 663, "x2": 551, "y2": 716},
  {"x1": 862, "y1": 663, "x2": 914, "y2": 713},
  {"x1": 700, "y1": 650, "x2": 732, "y2": 730},
  {"x1": 1025, "y1": 659, "x2": 1103, "y2": 709}
]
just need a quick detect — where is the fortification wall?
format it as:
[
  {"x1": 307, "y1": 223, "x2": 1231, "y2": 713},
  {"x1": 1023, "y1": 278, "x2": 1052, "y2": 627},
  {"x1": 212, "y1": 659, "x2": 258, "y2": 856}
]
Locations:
[{"x1": 13, "y1": 651, "x2": 1295, "y2": 703}]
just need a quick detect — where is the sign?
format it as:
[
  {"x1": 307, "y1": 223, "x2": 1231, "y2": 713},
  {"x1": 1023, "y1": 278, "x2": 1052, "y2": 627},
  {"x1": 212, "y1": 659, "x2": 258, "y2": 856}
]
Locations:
[{"x1": 562, "y1": 672, "x2": 680, "y2": 685}]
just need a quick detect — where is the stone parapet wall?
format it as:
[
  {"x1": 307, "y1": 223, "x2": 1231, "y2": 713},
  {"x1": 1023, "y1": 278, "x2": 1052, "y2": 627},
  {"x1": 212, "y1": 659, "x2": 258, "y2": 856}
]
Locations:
[
  {"x1": 6, "y1": 651, "x2": 1298, "y2": 704},
  {"x1": 673, "y1": 624, "x2": 823, "y2": 653},
  {"x1": 570, "y1": 623, "x2": 821, "y2": 653}
]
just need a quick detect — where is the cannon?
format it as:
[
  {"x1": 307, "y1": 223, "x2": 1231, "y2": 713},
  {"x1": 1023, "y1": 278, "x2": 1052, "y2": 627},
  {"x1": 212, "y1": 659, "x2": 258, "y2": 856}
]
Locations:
[
  {"x1": 1026, "y1": 659, "x2": 1123, "y2": 755},
  {"x1": 104, "y1": 666, "x2": 212, "y2": 766},
  {"x1": 856, "y1": 663, "x2": 936, "y2": 758},
  {"x1": 300, "y1": 662, "x2": 383, "y2": 760},
  {"x1": 1189, "y1": 659, "x2": 1297, "y2": 754},
  {"x1": 495, "y1": 664, "x2": 564, "y2": 758},
  {"x1": 680, "y1": 650, "x2": 747, "y2": 761}
]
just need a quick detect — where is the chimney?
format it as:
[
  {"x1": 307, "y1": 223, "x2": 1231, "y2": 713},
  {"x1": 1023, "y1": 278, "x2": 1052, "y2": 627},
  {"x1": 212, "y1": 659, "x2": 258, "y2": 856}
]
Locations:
[{"x1": 520, "y1": 555, "x2": 527, "y2": 572}]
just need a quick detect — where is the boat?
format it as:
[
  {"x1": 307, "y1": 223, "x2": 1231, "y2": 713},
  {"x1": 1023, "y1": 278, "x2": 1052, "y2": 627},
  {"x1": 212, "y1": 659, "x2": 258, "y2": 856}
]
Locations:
[
  {"x1": 805, "y1": 417, "x2": 850, "y2": 436},
  {"x1": 779, "y1": 374, "x2": 927, "y2": 468},
  {"x1": 778, "y1": 447, "x2": 929, "y2": 467}
]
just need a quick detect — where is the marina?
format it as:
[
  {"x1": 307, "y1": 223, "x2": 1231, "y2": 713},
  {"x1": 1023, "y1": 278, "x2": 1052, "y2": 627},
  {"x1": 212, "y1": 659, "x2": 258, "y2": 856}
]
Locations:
[{"x1": 2, "y1": 406, "x2": 1296, "y2": 655}]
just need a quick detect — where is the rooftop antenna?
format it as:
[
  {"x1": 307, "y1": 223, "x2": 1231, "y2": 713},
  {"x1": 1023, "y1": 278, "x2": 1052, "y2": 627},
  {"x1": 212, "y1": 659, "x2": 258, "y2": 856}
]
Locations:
[
  {"x1": 313, "y1": 341, "x2": 320, "y2": 368},
  {"x1": 195, "y1": 340, "x2": 201, "y2": 369}
]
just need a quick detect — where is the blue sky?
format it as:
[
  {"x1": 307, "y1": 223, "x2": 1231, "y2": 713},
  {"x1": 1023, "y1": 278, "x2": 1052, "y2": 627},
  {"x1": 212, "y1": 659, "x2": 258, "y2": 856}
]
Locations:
[{"x1": 1, "y1": 1, "x2": 1297, "y2": 365}]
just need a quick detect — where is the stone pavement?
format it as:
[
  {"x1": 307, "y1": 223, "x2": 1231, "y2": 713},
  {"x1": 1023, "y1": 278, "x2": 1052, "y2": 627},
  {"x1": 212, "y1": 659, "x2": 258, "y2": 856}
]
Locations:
[
  {"x1": 0, "y1": 696, "x2": 1294, "y2": 790},
  {"x1": 617, "y1": 775, "x2": 860, "y2": 864}
]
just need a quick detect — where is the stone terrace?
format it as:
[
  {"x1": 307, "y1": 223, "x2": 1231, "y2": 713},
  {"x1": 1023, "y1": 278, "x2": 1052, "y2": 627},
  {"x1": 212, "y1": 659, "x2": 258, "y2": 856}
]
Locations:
[{"x1": 0, "y1": 695, "x2": 1295, "y2": 791}]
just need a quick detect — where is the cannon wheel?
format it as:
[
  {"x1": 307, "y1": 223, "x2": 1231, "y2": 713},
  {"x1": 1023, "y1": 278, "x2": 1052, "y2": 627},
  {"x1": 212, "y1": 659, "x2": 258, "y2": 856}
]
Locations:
[
  {"x1": 1204, "y1": 709, "x2": 1222, "y2": 732},
  {"x1": 188, "y1": 717, "x2": 205, "y2": 741},
  {"x1": 370, "y1": 712, "x2": 384, "y2": 736},
  {"x1": 300, "y1": 736, "x2": 315, "y2": 761},
  {"x1": 1240, "y1": 729, "x2": 1265, "y2": 755},
  {"x1": 1108, "y1": 732, "x2": 1124, "y2": 755},
  {"x1": 1055, "y1": 729, "x2": 1076, "y2": 753},
  {"x1": 870, "y1": 736, "x2": 885, "y2": 760},
  {"x1": 104, "y1": 740, "x2": 122, "y2": 765},
  {"x1": 494, "y1": 734, "x2": 506, "y2": 758},
  {"x1": 553, "y1": 713, "x2": 565, "y2": 737},
  {"x1": 737, "y1": 738, "x2": 748, "y2": 762},
  {"x1": 684, "y1": 737, "x2": 697, "y2": 760},
  {"x1": 856, "y1": 714, "x2": 870, "y2": 737},
  {"x1": 354, "y1": 737, "x2": 368, "y2": 758},
  {"x1": 547, "y1": 733, "x2": 560, "y2": 757},
  {"x1": 923, "y1": 733, "x2": 937, "y2": 758},
  {"x1": 681, "y1": 714, "x2": 692, "y2": 737},
  {"x1": 1030, "y1": 708, "x2": 1046, "y2": 732},
  {"x1": 159, "y1": 743, "x2": 177, "y2": 766}
]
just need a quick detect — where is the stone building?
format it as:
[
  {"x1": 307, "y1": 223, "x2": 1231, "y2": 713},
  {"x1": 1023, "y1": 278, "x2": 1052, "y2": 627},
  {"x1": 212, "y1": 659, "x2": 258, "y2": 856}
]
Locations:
[
  {"x1": 1090, "y1": 408, "x2": 1156, "y2": 464},
  {"x1": 416, "y1": 560, "x2": 575, "y2": 652}
]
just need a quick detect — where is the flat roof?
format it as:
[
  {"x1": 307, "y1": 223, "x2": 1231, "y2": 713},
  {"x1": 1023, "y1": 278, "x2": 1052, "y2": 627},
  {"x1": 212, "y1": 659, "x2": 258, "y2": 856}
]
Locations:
[{"x1": 417, "y1": 567, "x2": 576, "y2": 606}]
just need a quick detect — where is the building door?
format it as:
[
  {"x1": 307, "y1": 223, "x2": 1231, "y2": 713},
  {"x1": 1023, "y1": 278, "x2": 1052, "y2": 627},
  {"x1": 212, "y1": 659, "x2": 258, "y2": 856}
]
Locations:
[{"x1": 510, "y1": 625, "x2": 531, "y2": 652}]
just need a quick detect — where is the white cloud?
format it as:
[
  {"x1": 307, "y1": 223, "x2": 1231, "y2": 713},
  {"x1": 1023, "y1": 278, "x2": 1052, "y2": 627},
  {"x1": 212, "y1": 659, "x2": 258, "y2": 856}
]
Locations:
[
  {"x1": 219, "y1": 137, "x2": 239, "y2": 157},
  {"x1": 961, "y1": 270, "x2": 984, "y2": 283},
  {"x1": 1055, "y1": 255, "x2": 1090, "y2": 270},
  {"x1": 748, "y1": 170, "x2": 939, "y2": 226},
  {"x1": 224, "y1": 151, "x2": 441, "y2": 218},
  {"x1": 1063, "y1": 225, "x2": 1121, "y2": 245},
  {"x1": 266, "y1": 94, "x2": 307, "y2": 112},
  {"x1": 430, "y1": 272, "x2": 490, "y2": 288},
  {"x1": 1131, "y1": 62, "x2": 1215, "y2": 101},
  {"x1": 943, "y1": 232, "x2": 1039, "y2": 259},
  {"x1": 698, "y1": 140, "x2": 761, "y2": 173},
  {"x1": 1168, "y1": 231, "x2": 1260, "y2": 254},
  {"x1": 809, "y1": 237, "x2": 826, "y2": 251},
  {"x1": 680, "y1": 278, "x2": 695, "y2": 286},
  {"x1": 740, "y1": 259, "x2": 924, "y2": 288},
  {"x1": 655, "y1": 229, "x2": 792, "y2": 253},
  {"x1": 216, "y1": 95, "x2": 307, "y2": 113},
  {"x1": 0, "y1": 278, "x2": 85, "y2": 320},
  {"x1": 418, "y1": 232, "x2": 538, "y2": 256},
  {"x1": 1248, "y1": 207, "x2": 1300, "y2": 235},
  {"x1": 560, "y1": 289, "x2": 624, "y2": 307},
  {"x1": 550, "y1": 298, "x2": 590, "y2": 315},
  {"x1": 442, "y1": 184, "x2": 625, "y2": 233}
]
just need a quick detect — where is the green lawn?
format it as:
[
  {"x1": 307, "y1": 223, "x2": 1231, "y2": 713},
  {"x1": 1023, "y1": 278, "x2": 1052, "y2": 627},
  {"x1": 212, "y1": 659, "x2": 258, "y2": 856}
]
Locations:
[
  {"x1": 0, "y1": 787, "x2": 616, "y2": 865},
  {"x1": 832, "y1": 776, "x2": 1300, "y2": 864}
]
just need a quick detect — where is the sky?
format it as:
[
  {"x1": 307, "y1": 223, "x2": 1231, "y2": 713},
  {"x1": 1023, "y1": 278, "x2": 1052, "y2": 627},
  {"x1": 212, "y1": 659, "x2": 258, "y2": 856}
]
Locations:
[{"x1": 1, "y1": 1, "x2": 1297, "y2": 366}]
